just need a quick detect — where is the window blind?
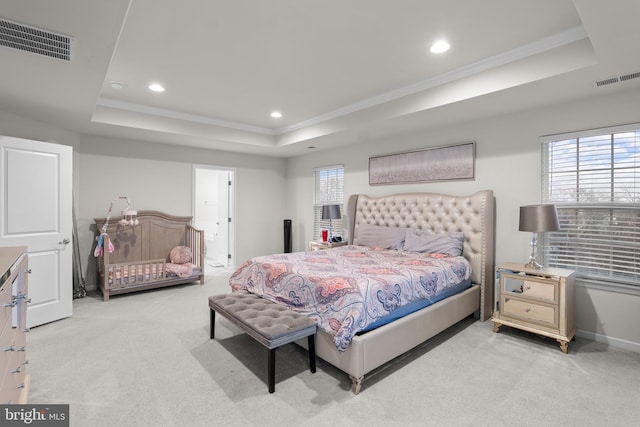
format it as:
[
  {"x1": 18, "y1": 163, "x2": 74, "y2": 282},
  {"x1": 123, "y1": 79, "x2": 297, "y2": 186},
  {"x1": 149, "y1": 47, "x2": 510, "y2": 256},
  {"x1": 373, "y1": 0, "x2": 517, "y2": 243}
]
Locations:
[
  {"x1": 541, "y1": 124, "x2": 640, "y2": 287},
  {"x1": 313, "y1": 165, "x2": 344, "y2": 240}
]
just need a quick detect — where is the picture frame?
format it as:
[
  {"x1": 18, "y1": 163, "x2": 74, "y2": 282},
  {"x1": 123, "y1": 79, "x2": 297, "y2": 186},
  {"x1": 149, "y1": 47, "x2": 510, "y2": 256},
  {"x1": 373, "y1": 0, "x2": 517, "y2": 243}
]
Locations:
[{"x1": 369, "y1": 142, "x2": 475, "y2": 185}]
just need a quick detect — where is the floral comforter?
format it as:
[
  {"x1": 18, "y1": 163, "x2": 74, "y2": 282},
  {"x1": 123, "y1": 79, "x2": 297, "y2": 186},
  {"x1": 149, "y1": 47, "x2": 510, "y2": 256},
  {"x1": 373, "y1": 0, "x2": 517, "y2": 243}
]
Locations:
[{"x1": 229, "y1": 245, "x2": 471, "y2": 351}]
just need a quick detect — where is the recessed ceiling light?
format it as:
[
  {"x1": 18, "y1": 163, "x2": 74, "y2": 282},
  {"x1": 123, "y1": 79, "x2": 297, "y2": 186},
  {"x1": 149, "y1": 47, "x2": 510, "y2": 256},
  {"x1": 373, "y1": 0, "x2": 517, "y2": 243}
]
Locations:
[
  {"x1": 110, "y1": 81, "x2": 125, "y2": 89},
  {"x1": 430, "y1": 40, "x2": 450, "y2": 54},
  {"x1": 148, "y1": 83, "x2": 165, "y2": 92},
  {"x1": 270, "y1": 111, "x2": 282, "y2": 118}
]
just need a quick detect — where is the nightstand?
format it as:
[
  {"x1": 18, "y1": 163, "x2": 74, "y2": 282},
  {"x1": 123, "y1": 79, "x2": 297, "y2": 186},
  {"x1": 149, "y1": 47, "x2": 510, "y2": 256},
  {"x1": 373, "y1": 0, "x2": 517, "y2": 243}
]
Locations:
[
  {"x1": 492, "y1": 262, "x2": 576, "y2": 353},
  {"x1": 308, "y1": 240, "x2": 347, "y2": 251}
]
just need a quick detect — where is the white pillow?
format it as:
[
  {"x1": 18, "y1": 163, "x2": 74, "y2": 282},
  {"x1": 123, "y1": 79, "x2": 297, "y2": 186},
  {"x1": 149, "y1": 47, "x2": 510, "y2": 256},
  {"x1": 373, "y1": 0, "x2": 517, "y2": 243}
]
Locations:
[
  {"x1": 354, "y1": 223, "x2": 406, "y2": 250},
  {"x1": 403, "y1": 229, "x2": 464, "y2": 256}
]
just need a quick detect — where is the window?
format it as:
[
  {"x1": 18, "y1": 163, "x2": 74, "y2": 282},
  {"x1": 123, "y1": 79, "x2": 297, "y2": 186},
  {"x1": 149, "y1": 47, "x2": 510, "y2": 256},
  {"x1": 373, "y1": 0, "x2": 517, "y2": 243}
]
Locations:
[
  {"x1": 541, "y1": 123, "x2": 640, "y2": 289},
  {"x1": 313, "y1": 165, "x2": 344, "y2": 240}
]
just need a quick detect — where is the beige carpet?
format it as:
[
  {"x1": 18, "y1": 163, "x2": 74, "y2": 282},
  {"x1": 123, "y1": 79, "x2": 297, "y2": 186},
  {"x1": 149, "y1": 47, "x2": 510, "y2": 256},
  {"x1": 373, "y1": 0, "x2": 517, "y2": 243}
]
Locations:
[{"x1": 26, "y1": 270, "x2": 640, "y2": 426}]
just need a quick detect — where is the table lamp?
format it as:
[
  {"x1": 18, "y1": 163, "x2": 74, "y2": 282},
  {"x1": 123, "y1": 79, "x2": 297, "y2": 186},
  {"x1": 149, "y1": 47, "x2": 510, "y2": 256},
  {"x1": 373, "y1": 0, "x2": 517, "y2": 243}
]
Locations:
[
  {"x1": 321, "y1": 204, "x2": 341, "y2": 243},
  {"x1": 519, "y1": 204, "x2": 559, "y2": 269}
]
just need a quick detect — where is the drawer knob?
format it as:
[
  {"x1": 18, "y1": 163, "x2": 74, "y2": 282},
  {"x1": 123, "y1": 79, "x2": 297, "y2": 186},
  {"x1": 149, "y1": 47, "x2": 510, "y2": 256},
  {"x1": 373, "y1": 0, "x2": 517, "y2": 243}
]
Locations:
[
  {"x1": 525, "y1": 308, "x2": 531, "y2": 313},
  {"x1": 10, "y1": 367, "x2": 21, "y2": 374},
  {"x1": 4, "y1": 345, "x2": 16, "y2": 352}
]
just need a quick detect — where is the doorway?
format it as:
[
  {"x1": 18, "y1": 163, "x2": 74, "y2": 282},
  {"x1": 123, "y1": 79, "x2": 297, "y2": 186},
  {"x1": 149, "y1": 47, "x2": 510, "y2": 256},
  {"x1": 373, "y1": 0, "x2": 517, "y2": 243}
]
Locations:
[{"x1": 193, "y1": 165, "x2": 234, "y2": 270}]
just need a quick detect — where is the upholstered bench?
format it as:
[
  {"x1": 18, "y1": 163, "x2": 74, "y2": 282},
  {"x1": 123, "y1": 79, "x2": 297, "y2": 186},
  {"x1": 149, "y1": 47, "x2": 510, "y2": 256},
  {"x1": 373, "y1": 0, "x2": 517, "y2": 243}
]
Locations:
[{"x1": 209, "y1": 291, "x2": 317, "y2": 393}]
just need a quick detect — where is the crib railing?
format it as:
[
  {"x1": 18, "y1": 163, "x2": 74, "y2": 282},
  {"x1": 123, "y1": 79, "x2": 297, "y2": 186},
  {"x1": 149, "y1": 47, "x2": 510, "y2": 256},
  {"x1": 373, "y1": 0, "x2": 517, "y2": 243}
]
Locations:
[
  {"x1": 186, "y1": 224, "x2": 205, "y2": 283},
  {"x1": 106, "y1": 259, "x2": 167, "y2": 289}
]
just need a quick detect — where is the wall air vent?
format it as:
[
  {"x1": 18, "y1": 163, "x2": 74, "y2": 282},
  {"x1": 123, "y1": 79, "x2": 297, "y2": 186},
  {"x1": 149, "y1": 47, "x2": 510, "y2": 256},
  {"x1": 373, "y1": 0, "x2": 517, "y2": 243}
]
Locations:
[
  {"x1": 594, "y1": 77, "x2": 619, "y2": 87},
  {"x1": 0, "y1": 17, "x2": 71, "y2": 61},
  {"x1": 619, "y1": 71, "x2": 640, "y2": 82},
  {"x1": 594, "y1": 71, "x2": 640, "y2": 88}
]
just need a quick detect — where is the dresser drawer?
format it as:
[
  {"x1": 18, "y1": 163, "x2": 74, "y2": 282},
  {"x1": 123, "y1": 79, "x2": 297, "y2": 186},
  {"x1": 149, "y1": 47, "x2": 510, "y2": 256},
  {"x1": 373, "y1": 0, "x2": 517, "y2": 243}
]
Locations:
[
  {"x1": 0, "y1": 285, "x2": 12, "y2": 332},
  {"x1": 0, "y1": 323, "x2": 17, "y2": 370},
  {"x1": 501, "y1": 296, "x2": 558, "y2": 329},
  {"x1": 0, "y1": 368, "x2": 25, "y2": 404},
  {"x1": 0, "y1": 372, "x2": 13, "y2": 403},
  {"x1": 0, "y1": 346, "x2": 25, "y2": 404}
]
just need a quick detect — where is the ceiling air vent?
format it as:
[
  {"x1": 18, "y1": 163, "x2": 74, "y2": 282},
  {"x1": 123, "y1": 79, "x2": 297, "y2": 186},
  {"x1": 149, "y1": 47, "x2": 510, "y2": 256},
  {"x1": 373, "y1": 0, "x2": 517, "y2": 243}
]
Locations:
[
  {"x1": 0, "y1": 17, "x2": 71, "y2": 61},
  {"x1": 594, "y1": 71, "x2": 640, "y2": 88}
]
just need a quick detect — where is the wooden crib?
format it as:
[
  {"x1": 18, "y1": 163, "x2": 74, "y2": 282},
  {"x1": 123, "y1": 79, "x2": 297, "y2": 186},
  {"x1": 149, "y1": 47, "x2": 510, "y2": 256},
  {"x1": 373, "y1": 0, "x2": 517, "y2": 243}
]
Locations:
[{"x1": 94, "y1": 211, "x2": 205, "y2": 301}]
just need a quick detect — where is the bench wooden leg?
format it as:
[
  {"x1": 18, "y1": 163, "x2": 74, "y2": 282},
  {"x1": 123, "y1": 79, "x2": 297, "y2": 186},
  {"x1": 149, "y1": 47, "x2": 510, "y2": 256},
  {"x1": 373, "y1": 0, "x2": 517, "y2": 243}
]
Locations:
[
  {"x1": 268, "y1": 348, "x2": 276, "y2": 393},
  {"x1": 308, "y1": 335, "x2": 316, "y2": 373},
  {"x1": 210, "y1": 309, "x2": 215, "y2": 339}
]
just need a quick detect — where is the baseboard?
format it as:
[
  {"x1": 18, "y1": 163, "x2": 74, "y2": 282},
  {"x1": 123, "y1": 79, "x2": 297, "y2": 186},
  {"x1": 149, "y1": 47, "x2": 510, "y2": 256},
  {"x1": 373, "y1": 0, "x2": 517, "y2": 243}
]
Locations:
[{"x1": 577, "y1": 329, "x2": 640, "y2": 353}]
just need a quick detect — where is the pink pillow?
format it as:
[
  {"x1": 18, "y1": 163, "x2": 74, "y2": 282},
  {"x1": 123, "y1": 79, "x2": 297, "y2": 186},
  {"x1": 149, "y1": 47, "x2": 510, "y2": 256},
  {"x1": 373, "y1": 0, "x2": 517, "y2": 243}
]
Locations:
[{"x1": 169, "y1": 246, "x2": 192, "y2": 264}]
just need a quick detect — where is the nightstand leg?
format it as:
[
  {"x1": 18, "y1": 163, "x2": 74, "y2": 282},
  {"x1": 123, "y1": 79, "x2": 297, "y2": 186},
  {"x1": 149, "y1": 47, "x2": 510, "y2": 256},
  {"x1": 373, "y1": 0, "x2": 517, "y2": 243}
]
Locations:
[
  {"x1": 558, "y1": 339, "x2": 568, "y2": 354},
  {"x1": 493, "y1": 322, "x2": 501, "y2": 333}
]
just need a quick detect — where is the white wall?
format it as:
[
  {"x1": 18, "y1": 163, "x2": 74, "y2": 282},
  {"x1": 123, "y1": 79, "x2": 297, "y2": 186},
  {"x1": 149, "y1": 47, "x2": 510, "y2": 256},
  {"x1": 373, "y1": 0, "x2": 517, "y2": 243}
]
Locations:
[{"x1": 285, "y1": 88, "x2": 640, "y2": 350}]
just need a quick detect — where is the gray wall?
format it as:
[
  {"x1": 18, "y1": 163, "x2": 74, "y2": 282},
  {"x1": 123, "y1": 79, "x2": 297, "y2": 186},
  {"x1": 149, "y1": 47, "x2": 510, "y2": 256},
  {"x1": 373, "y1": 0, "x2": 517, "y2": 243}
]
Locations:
[{"x1": 285, "y1": 88, "x2": 640, "y2": 351}]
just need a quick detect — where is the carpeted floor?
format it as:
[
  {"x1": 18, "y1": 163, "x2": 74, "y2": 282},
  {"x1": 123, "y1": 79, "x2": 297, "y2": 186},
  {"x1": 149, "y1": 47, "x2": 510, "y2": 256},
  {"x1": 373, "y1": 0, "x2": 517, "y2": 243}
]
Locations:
[{"x1": 26, "y1": 270, "x2": 640, "y2": 426}]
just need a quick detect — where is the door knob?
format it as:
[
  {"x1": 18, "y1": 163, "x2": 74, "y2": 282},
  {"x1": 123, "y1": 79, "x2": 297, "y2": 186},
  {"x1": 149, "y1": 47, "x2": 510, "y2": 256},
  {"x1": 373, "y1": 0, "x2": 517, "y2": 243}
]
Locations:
[{"x1": 59, "y1": 238, "x2": 70, "y2": 244}]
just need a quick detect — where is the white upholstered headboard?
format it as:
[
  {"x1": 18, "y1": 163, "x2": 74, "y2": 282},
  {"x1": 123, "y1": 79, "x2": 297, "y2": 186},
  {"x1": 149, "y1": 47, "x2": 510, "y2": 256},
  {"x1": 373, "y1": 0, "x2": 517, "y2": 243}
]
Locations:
[{"x1": 345, "y1": 190, "x2": 495, "y2": 321}]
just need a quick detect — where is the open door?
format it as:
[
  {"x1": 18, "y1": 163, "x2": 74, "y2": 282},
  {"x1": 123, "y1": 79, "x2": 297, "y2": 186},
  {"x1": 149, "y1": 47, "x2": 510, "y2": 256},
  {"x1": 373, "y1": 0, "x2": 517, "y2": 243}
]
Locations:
[
  {"x1": 193, "y1": 165, "x2": 234, "y2": 269},
  {"x1": 0, "y1": 136, "x2": 73, "y2": 327}
]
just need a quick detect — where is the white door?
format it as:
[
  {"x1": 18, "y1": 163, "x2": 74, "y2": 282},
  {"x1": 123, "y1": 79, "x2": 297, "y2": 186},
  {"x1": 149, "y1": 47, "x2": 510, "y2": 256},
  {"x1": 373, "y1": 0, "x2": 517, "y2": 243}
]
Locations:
[
  {"x1": 0, "y1": 136, "x2": 73, "y2": 327},
  {"x1": 193, "y1": 166, "x2": 233, "y2": 269}
]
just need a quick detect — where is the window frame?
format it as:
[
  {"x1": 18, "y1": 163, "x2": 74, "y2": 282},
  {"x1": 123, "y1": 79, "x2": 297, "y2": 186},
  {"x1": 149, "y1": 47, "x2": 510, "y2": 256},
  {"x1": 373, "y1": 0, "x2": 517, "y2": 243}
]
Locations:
[
  {"x1": 540, "y1": 123, "x2": 640, "y2": 295},
  {"x1": 313, "y1": 165, "x2": 344, "y2": 241}
]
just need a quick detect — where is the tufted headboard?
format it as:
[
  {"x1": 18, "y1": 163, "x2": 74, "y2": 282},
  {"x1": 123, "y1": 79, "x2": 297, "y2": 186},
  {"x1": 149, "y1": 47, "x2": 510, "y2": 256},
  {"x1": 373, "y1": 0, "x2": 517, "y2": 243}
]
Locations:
[{"x1": 345, "y1": 190, "x2": 495, "y2": 321}]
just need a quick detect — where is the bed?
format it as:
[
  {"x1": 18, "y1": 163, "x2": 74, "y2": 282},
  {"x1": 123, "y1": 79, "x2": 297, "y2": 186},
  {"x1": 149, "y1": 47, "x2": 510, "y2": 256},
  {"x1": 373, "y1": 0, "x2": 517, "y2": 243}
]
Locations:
[
  {"x1": 230, "y1": 190, "x2": 494, "y2": 393},
  {"x1": 94, "y1": 211, "x2": 205, "y2": 301}
]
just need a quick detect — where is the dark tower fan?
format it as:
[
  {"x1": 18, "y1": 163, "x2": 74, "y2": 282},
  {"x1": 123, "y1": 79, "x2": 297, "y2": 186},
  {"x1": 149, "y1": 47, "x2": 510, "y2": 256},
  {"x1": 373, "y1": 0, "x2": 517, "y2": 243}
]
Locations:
[{"x1": 284, "y1": 219, "x2": 292, "y2": 253}]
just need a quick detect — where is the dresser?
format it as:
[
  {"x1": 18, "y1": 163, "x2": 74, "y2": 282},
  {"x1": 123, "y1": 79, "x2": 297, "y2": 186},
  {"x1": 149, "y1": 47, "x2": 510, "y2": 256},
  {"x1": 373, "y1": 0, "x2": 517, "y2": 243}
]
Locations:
[
  {"x1": 0, "y1": 246, "x2": 30, "y2": 404},
  {"x1": 492, "y1": 262, "x2": 575, "y2": 353}
]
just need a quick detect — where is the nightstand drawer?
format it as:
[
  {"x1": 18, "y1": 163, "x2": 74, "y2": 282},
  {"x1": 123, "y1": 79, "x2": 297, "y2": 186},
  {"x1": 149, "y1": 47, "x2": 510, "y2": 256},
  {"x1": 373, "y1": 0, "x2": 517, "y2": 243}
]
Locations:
[
  {"x1": 501, "y1": 297, "x2": 558, "y2": 329},
  {"x1": 502, "y1": 273, "x2": 558, "y2": 304}
]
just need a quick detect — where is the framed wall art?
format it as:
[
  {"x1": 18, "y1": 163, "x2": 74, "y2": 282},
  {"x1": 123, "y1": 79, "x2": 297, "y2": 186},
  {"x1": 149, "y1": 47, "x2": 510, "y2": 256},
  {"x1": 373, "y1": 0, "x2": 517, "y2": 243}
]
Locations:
[{"x1": 369, "y1": 142, "x2": 475, "y2": 185}]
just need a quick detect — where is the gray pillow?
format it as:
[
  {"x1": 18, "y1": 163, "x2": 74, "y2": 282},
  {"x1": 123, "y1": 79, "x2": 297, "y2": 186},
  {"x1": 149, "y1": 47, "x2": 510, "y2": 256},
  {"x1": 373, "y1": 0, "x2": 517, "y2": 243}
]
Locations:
[
  {"x1": 354, "y1": 223, "x2": 406, "y2": 250},
  {"x1": 403, "y1": 229, "x2": 464, "y2": 256}
]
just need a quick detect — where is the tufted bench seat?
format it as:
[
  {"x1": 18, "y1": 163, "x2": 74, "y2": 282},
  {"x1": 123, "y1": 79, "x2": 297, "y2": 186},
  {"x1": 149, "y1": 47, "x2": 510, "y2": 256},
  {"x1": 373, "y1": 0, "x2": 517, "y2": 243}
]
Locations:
[{"x1": 209, "y1": 291, "x2": 317, "y2": 393}]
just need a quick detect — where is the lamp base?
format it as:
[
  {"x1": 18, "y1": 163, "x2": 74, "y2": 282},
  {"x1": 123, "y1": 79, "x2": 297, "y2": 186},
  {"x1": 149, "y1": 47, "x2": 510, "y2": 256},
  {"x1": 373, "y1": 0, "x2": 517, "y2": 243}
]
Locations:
[
  {"x1": 524, "y1": 260, "x2": 542, "y2": 269},
  {"x1": 525, "y1": 232, "x2": 542, "y2": 269}
]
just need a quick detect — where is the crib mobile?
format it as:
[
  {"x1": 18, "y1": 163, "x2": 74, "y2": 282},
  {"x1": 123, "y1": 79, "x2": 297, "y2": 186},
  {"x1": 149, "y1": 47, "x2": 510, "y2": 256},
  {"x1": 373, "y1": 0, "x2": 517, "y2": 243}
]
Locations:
[{"x1": 94, "y1": 195, "x2": 139, "y2": 257}]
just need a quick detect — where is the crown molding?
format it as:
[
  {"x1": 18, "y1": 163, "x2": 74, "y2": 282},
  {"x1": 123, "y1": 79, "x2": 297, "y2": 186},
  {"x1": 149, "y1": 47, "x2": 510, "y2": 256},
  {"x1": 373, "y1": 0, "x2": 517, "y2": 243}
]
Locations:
[
  {"x1": 95, "y1": 98, "x2": 277, "y2": 136},
  {"x1": 274, "y1": 25, "x2": 588, "y2": 135}
]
